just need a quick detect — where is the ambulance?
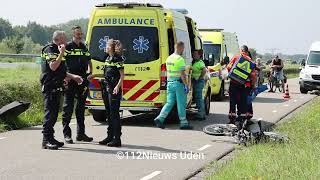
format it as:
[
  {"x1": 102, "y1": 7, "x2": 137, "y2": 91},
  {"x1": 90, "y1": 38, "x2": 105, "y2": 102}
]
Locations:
[
  {"x1": 85, "y1": 3, "x2": 211, "y2": 122},
  {"x1": 199, "y1": 29, "x2": 239, "y2": 100}
]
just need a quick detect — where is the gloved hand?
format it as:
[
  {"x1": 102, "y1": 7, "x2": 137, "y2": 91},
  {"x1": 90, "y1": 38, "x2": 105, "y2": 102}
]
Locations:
[{"x1": 184, "y1": 85, "x2": 189, "y2": 94}]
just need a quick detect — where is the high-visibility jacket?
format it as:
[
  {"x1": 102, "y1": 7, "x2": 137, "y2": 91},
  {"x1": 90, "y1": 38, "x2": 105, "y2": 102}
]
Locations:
[
  {"x1": 227, "y1": 53, "x2": 257, "y2": 87},
  {"x1": 166, "y1": 53, "x2": 186, "y2": 81},
  {"x1": 192, "y1": 59, "x2": 206, "y2": 80}
]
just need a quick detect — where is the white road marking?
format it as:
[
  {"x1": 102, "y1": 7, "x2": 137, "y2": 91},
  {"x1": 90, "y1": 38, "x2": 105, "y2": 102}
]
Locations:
[
  {"x1": 272, "y1": 110, "x2": 278, "y2": 113},
  {"x1": 258, "y1": 118, "x2": 263, "y2": 121},
  {"x1": 0, "y1": 137, "x2": 7, "y2": 140},
  {"x1": 284, "y1": 104, "x2": 289, "y2": 107},
  {"x1": 140, "y1": 171, "x2": 162, "y2": 180},
  {"x1": 300, "y1": 96, "x2": 304, "y2": 99},
  {"x1": 70, "y1": 123, "x2": 76, "y2": 125},
  {"x1": 294, "y1": 100, "x2": 298, "y2": 102},
  {"x1": 197, "y1": 144, "x2": 212, "y2": 151}
]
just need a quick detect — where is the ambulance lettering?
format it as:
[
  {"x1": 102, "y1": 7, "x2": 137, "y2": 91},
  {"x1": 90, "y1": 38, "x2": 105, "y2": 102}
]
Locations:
[{"x1": 97, "y1": 18, "x2": 155, "y2": 26}]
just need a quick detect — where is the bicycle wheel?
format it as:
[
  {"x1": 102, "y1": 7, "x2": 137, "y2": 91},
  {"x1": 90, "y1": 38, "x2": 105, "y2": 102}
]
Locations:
[
  {"x1": 280, "y1": 80, "x2": 285, "y2": 93},
  {"x1": 203, "y1": 124, "x2": 237, "y2": 136},
  {"x1": 272, "y1": 78, "x2": 278, "y2": 92}
]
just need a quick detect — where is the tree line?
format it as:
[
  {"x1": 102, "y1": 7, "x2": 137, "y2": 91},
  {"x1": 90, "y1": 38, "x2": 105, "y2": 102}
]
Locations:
[
  {"x1": 0, "y1": 18, "x2": 88, "y2": 54},
  {"x1": 0, "y1": 17, "x2": 306, "y2": 62}
]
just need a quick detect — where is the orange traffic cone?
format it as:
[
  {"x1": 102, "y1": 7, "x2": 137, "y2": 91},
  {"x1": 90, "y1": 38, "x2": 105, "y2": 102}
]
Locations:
[{"x1": 283, "y1": 83, "x2": 291, "y2": 99}]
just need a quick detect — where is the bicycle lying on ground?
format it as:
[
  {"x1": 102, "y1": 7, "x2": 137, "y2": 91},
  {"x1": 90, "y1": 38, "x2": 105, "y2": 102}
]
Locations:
[{"x1": 203, "y1": 120, "x2": 288, "y2": 146}]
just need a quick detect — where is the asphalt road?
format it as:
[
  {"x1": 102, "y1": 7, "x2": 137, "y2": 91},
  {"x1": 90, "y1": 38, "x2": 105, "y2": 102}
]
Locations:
[{"x1": 0, "y1": 78, "x2": 316, "y2": 180}]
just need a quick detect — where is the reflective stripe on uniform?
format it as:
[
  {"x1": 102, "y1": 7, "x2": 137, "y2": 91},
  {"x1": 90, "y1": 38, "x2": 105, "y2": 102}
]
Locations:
[
  {"x1": 233, "y1": 69, "x2": 249, "y2": 79},
  {"x1": 65, "y1": 49, "x2": 91, "y2": 57},
  {"x1": 105, "y1": 61, "x2": 124, "y2": 68},
  {"x1": 41, "y1": 53, "x2": 59, "y2": 60}
]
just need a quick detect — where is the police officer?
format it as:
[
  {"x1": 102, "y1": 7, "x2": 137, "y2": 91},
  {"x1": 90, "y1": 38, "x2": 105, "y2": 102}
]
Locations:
[
  {"x1": 192, "y1": 49, "x2": 207, "y2": 120},
  {"x1": 62, "y1": 26, "x2": 93, "y2": 144},
  {"x1": 227, "y1": 45, "x2": 256, "y2": 127},
  {"x1": 98, "y1": 39, "x2": 124, "y2": 147},
  {"x1": 154, "y1": 41, "x2": 193, "y2": 130},
  {"x1": 41, "y1": 31, "x2": 83, "y2": 150}
]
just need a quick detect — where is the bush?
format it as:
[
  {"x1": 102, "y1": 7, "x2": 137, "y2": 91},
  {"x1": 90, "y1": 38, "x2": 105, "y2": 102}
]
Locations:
[{"x1": 0, "y1": 81, "x2": 43, "y2": 131}]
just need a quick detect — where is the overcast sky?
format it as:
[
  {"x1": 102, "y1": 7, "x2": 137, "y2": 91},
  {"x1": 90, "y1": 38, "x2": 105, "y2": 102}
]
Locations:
[{"x1": 0, "y1": 0, "x2": 319, "y2": 54}]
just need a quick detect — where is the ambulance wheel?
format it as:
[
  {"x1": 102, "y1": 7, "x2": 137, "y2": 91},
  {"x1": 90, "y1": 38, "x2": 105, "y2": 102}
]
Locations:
[
  {"x1": 205, "y1": 91, "x2": 211, "y2": 115},
  {"x1": 213, "y1": 82, "x2": 225, "y2": 101},
  {"x1": 89, "y1": 109, "x2": 108, "y2": 123}
]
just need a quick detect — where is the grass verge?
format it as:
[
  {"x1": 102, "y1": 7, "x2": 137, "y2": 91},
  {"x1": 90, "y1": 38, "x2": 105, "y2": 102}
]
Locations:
[
  {"x1": 0, "y1": 66, "x2": 40, "y2": 83},
  {"x1": 0, "y1": 67, "x2": 90, "y2": 132},
  {"x1": 0, "y1": 57, "x2": 35, "y2": 63},
  {"x1": 0, "y1": 81, "x2": 43, "y2": 132},
  {"x1": 0, "y1": 67, "x2": 42, "y2": 132},
  {"x1": 207, "y1": 97, "x2": 320, "y2": 179}
]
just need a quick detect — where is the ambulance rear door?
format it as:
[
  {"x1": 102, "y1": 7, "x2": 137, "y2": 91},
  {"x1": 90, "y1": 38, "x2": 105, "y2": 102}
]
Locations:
[{"x1": 171, "y1": 11, "x2": 193, "y2": 104}]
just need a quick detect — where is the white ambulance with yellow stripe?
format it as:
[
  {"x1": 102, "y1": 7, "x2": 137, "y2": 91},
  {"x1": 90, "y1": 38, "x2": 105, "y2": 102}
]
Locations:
[{"x1": 85, "y1": 3, "x2": 212, "y2": 122}]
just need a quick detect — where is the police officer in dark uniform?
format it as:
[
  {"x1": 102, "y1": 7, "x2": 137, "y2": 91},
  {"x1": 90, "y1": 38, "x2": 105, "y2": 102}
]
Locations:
[
  {"x1": 62, "y1": 26, "x2": 93, "y2": 144},
  {"x1": 97, "y1": 39, "x2": 125, "y2": 147},
  {"x1": 41, "y1": 31, "x2": 83, "y2": 150}
]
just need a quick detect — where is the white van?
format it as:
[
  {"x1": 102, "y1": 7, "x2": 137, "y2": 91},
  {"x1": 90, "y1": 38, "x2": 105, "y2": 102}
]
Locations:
[{"x1": 299, "y1": 41, "x2": 320, "y2": 93}]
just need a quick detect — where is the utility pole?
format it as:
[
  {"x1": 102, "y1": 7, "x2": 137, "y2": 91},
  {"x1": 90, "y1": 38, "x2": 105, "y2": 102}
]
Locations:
[{"x1": 267, "y1": 48, "x2": 280, "y2": 56}]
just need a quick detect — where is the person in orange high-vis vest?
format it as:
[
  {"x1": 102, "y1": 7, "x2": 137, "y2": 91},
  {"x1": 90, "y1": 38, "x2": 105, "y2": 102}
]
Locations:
[{"x1": 227, "y1": 45, "x2": 257, "y2": 126}]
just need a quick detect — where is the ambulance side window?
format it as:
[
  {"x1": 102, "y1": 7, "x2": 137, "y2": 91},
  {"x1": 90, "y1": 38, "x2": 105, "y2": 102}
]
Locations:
[{"x1": 168, "y1": 29, "x2": 174, "y2": 55}]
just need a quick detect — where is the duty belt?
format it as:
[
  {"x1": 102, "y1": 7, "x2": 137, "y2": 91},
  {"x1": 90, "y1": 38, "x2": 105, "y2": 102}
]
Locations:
[
  {"x1": 52, "y1": 87, "x2": 63, "y2": 92},
  {"x1": 42, "y1": 85, "x2": 63, "y2": 93}
]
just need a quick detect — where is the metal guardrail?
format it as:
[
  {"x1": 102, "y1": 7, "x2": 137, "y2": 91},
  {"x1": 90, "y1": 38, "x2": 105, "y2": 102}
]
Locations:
[{"x1": 0, "y1": 53, "x2": 40, "y2": 58}]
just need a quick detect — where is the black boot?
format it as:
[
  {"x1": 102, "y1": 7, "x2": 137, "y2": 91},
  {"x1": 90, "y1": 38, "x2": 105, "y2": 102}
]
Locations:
[
  {"x1": 42, "y1": 137, "x2": 59, "y2": 150},
  {"x1": 64, "y1": 136, "x2": 74, "y2": 144},
  {"x1": 52, "y1": 138, "x2": 64, "y2": 148},
  {"x1": 99, "y1": 136, "x2": 113, "y2": 145},
  {"x1": 107, "y1": 139, "x2": 121, "y2": 147},
  {"x1": 76, "y1": 134, "x2": 93, "y2": 142}
]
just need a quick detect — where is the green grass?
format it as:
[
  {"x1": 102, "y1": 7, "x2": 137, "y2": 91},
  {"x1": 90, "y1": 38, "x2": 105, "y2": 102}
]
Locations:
[
  {"x1": 0, "y1": 67, "x2": 89, "y2": 132},
  {"x1": 0, "y1": 66, "x2": 40, "y2": 83},
  {"x1": 207, "y1": 97, "x2": 320, "y2": 180},
  {"x1": 0, "y1": 67, "x2": 42, "y2": 132},
  {"x1": 0, "y1": 81, "x2": 43, "y2": 132},
  {"x1": 0, "y1": 57, "x2": 35, "y2": 63}
]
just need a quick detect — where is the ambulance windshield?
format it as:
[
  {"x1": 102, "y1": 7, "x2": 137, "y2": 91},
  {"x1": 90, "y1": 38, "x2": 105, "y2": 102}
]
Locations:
[
  {"x1": 89, "y1": 26, "x2": 159, "y2": 64},
  {"x1": 308, "y1": 51, "x2": 320, "y2": 65},
  {"x1": 203, "y1": 43, "x2": 221, "y2": 65}
]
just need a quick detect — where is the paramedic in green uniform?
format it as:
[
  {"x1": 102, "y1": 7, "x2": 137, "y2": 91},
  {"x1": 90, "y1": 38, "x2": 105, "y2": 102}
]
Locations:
[
  {"x1": 154, "y1": 41, "x2": 193, "y2": 130},
  {"x1": 192, "y1": 50, "x2": 207, "y2": 120}
]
